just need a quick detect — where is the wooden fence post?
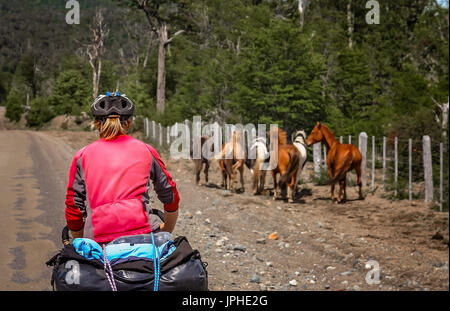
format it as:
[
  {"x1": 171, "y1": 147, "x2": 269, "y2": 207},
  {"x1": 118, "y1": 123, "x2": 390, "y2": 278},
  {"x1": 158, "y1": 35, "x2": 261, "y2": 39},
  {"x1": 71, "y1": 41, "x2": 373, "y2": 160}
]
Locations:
[
  {"x1": 185, "y1": 119, "x2": 190, "y2": 133},
  {"x1": 167, "y1": 126, "x2": 170, "y2": 145},
  {"x1": 440, "y1": 142, "x2": 443, "y2": 211},
  {"x1": 159, "y1": 123, "x2": 163, "y2": 146},
  {"x1": 323, "y1": 144, "x2": 327, "y2": 170},
  {"x1": 146, "y1": 118, "x2": 150, "y2": 138},
  {"x1": 383, "y1": 136, "x2": 386, "y2": 191},
  {"x1": 423, "y1": 135, "x2": 433, "y2": 203},
  {"x1": 358, "y1": 132, "x2": 368, "y2": 187},
  {"x1": 340, "y1": 136, "x2": 343, "y2": 144},
  {"x1": 349, "y1": 135, "x2": 352, "y2": 145},
  {"x1": 152, "y1": 121, "x2": 156, "y2": 139},
  {"x1": 409, "y1": 138, "x2": 412, "y2": 200},
  {"x1": 143, "y1": 118, "x2": 147, "y2": 137},
  {"x1": 313, "y1": 142, "x2": 322, "y2": 178},
  {"x1": 372, "y1": 136, "x2": 375, "y2": 192},
  {"x1": 394, "y1": 136, "x2": 398, "y2": 197}
]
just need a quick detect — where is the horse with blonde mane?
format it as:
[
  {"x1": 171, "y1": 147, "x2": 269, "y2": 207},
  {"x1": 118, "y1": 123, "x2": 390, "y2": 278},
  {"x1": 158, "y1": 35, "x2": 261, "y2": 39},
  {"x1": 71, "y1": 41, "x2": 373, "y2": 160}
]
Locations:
[
  {"x1": 292, "y1": 130, "x2": 308, "y2": 193},
  {"x1": 247, "y1": 136, "x2": 270, "y2": 195},
  {"x1": 214, "y1": 130, "x2": 246, "y2": 193},
  {"x1": 306, "y1": 122, "x2": 363, "y2": 203}
]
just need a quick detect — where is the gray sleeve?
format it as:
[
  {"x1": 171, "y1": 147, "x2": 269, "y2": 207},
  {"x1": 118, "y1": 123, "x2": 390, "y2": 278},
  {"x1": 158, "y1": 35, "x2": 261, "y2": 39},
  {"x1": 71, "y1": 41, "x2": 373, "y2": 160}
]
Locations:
[
  {"x1": 73, "y1": 158, "x2": 87, "y2": 215},
  {"x1": 149, "y1": 155, "x2": 174, "y2": 205}
]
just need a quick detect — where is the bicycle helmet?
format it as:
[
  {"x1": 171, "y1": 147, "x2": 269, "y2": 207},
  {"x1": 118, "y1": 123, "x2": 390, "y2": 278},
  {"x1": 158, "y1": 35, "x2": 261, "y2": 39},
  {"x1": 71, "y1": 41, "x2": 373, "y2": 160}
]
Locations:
[{"x1": 91, "y1": 91, "x2": 134, "y2": 121}]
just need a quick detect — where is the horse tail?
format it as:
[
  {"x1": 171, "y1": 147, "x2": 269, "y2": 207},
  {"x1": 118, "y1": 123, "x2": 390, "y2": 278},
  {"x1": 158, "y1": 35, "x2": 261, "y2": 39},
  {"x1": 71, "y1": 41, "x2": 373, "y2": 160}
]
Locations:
[
  {"x1": 328, "y1": 152, "x2": 353, "y2": 184},
  {"x1": 252, "y1": 149, "x2": 264, "y2": 180},
  {"x1": 279, "y1": 148, "x2": 300, "y2": 186}
]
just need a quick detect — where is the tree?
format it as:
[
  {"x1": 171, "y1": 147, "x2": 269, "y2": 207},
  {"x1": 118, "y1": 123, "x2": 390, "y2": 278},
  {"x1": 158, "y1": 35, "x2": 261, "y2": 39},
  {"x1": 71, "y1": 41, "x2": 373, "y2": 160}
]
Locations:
[
  {"x1": 298, "y1": 0, "x2": 306, "y2": 29},
  {"x1": 347, "y1": 0, "x2": 353, "y2": 49},
  {"x1": 115, "y1": 0, "x2": 190, "y2": 113},
  {"x1": 120, "y1": 9, "x2": 156, "y2": 72},
  {"x1": 14, "y1": 52, "x2": 38, "y2": 97},
  {"x1": 5, "y1": 88, "x2": 24, "y2": 122},
  {"x1": 329, "y1": 48, "x2": 379, "y2": 135},
  {"x1": 26, "y1": 96, "x2": 55, "y2": 127},
  {"x1": 85, "y1": 8, "x2": 109, "y2": 99},
  {"x1": 49, "y1": 69, "x2": 91, "y2": 115},
  {"x1": 433, "y1": 96, "x2": 449, "y2": 139},
  {"x1": 230, "y1": 15, "x2": 326, "y2": 131}
]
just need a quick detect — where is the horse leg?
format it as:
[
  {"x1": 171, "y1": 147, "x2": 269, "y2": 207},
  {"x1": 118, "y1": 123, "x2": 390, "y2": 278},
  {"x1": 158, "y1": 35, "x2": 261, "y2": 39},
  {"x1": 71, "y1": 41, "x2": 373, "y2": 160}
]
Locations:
[
  {"x1": 260, "y1": 170, "x2": 266, "y2": 194},
  {"x1": 204, "y1": 161, "x2": 209, "y2": 184},
  {"x1": 279, "y1": 169, "x2": 287, "y2": 199},
  {"x1": 288, "y1": 175, "x2": 296, "y2": 203},
  {"x1": 252, "y1": 168, "x2": 258, "y2": 195},
  {"x1": 222, "y1": 169, "x2": 227, "y2": 189},
  {"x1": 328, "y1": 167, "x2": 335, "y2": 202},
  {"x1": 194, "y1": 160, "x2": 201, "y2": 185},
  {"x1": 337, "y1": 179, "x2": 345, "y2": 203},
  {"x1": 229, "y1": 164, "x2": 237, "y2": 193},
  {"x1": 240, "y1": 166, "x2": 245, "y2": 193},
  {"x1": 355, "y1": 165, "x2": 363, "y2": 199},
  {"x1": 231, "y1": 160, "x2": 242, "y2": 193},
  {"x1": 343, "y1": 175, "x2": 347, "y2": 201},
  {"x1": 272, "y1": 171, "x2": 278, "y2": 200}
]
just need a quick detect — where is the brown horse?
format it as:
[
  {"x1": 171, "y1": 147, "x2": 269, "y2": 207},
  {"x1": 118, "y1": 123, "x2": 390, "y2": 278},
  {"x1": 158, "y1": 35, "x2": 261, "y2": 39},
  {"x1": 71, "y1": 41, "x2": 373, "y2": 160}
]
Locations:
[
  {"x1": 271, "y1": 127, "x2": 301, "y2": 203},
  {"x1": 191, "y1": 136, "x2": 212, "y2": 185},
  {"x1": 306, "y1": 122, "x2": 363, "y2": 203},
  {"x1": 215, "y1": 131, "x2": 246, "y2": 193}
]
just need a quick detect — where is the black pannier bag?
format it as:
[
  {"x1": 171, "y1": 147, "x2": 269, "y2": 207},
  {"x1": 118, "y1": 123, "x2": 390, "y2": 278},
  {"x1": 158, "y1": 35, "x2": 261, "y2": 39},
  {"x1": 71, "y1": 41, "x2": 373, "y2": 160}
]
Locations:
[{"x1": 46, "y1": 211, "x2": 208, "y2": 291}]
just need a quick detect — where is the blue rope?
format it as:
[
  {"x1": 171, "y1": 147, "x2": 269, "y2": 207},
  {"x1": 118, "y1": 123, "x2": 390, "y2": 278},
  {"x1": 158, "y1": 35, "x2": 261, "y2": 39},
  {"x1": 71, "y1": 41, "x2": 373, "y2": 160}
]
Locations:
[{"x1": 151, "y1": 232, "x2": 161, "y2": 291}]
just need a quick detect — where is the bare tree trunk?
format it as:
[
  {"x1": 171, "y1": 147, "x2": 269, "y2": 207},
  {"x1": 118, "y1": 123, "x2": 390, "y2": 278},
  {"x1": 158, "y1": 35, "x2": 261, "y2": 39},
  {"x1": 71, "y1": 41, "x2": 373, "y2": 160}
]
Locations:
[
  {"x1": 298, "y1": 0, "x2": 305, "y2": 29},
  {"x1": 143, "y1": 35, "x2": 153, "y2": 68},
  {"x1": 138, "y1": 1, "x2": 184, "y2": 114},
  {"x1": 434, "y1": 96, "x2": 449, "y2": 140},
  {"x1": 97, "y1": 56, "x2": 102, "y2": 96},
  {"x1": 92, "y1": 70, "x2": 98, "y2": 100},
  {"x1": 347, "y1": 0, "x2": 353, "y2": 49},
  {"x1": 86, "y1": 9, "x2": 109, "y2": 99},
  {"x1": 157, "y1": 23, "x2": 168, "y2": 113}
]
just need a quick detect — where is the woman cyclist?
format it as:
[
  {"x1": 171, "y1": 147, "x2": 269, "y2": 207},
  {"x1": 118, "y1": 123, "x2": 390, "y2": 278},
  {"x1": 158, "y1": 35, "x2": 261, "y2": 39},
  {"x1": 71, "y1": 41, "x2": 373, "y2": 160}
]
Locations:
[{"x1": 64, "y1": 92, "x2": 180, "y2": 244}]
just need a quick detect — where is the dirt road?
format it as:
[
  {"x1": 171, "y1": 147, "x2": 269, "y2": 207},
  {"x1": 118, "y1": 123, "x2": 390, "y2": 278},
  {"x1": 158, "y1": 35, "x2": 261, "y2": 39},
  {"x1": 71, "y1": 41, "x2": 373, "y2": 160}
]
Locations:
[
  {"x1": 0, "y1": 130, "x2": 74, "y2": 290},
  {"x1": 0, "y1": 121, "x2": 448, "y2": 291}
]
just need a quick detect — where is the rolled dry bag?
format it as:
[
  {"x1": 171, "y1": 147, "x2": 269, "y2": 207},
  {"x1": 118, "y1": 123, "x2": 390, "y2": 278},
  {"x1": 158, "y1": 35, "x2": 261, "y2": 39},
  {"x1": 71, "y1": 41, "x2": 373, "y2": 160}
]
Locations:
[{"x1": 46, "y1": 226, "x2": 208, "y2": 291}]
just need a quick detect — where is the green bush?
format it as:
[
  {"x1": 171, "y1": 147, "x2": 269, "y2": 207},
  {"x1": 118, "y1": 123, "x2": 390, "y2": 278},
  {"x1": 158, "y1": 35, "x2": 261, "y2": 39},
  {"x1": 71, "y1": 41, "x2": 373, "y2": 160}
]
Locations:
[
  {"x1": 5, "y1": 88, "x2": 24, "y2": 122},
  {"x1": 49, "y1": 69, "x2": 91, "y2": 115},
  {"x1": 26, "y1": 97, "x2": 55, "y2": 128}
]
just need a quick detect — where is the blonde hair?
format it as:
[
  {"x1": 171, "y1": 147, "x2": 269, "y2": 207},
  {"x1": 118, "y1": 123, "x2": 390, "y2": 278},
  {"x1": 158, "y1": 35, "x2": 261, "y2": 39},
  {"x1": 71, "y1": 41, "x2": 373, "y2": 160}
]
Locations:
[{"x1": 94, "y1": 116, "x2": 132, "y2": 141}]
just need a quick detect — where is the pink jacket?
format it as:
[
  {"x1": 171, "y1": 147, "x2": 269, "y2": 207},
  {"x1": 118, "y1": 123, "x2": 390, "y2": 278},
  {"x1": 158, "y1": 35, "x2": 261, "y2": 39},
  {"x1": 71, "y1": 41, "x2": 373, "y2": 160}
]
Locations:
[{"x1": 65, "y1": 135, "x2": 180, "y2": 243}]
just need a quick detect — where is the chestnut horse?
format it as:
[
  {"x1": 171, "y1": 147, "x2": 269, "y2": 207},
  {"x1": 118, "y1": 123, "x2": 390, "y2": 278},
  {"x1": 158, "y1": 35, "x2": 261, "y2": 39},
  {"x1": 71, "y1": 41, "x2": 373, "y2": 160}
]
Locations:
[
  {"x1": 271, "y1": 127, "x2": 301, "y2": 203},
  {"x1": 306, "y1": 122, "x2": 363, "y2": 203},
  {"x1": 215, "y1": 131, "x2": 246, "y2": 193}
]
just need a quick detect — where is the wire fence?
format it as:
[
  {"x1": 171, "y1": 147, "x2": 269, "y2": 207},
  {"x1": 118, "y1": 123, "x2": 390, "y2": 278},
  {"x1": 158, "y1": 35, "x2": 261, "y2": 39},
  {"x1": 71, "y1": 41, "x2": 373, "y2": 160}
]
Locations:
[{"x1": 143, "y1": 118, "x2": 448, "y2": 211}]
